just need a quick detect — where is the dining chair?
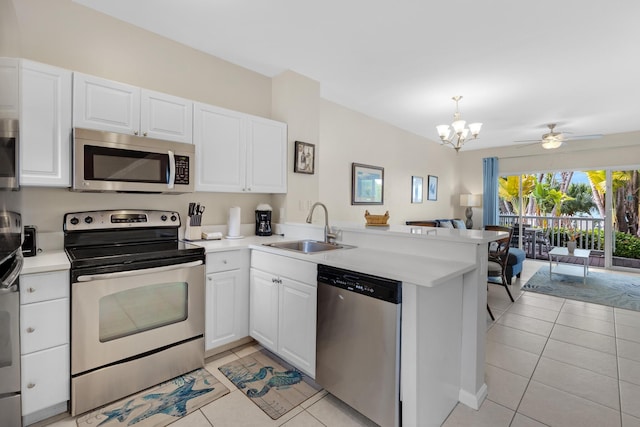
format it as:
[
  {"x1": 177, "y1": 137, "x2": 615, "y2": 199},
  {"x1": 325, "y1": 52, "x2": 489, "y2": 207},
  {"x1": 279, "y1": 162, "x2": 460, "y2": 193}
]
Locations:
[{"x1": 484, "y1": 225, "x2": 515, "y2": 302}]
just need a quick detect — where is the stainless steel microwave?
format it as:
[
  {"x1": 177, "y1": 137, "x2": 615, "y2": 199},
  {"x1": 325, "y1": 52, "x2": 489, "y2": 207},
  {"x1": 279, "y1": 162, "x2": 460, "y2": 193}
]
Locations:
[
  {"x1": 0, "y1": 119, "x2": 19, "y2": 190},
  {"x1": 72, "y1": 128, "x2": 195, "y2": 193}
]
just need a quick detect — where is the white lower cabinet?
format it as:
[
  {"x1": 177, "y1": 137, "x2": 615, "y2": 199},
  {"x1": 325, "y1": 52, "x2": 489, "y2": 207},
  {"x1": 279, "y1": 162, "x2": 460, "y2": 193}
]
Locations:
[
  {"x1": 19, "y1": 269, "x2": 70, "y2": 422},
  {"x1": 21, "y1": 345, "x2": 69, "y2": 416},
  {"x1": 249, "y1": 251, "x2": 317, "y2": 377},
  {"x1": 205, "y1": 250, "x2": 249, "y2": 351}
]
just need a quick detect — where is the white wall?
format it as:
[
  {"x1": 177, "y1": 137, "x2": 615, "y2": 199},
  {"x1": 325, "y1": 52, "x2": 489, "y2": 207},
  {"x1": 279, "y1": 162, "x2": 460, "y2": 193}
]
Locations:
[{"x1": 319, "y1": 100, "x2": 461, "y2": 225}]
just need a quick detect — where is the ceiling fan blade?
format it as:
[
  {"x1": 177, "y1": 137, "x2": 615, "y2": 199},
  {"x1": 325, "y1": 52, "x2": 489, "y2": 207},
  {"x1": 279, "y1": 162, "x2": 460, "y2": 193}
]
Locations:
[
  {"x1": 565, "y1": 134, "x2": 603, "y2": 141},
  {"x1": 514, "y1": 139, "x2": 542, "y2": 143}
]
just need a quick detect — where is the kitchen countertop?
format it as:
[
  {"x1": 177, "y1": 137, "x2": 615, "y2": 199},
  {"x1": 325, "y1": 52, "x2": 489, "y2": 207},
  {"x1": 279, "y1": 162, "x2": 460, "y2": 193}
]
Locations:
[
  {"x1": 189, "y1": 234, "x2": 285, "y2": 252},
  {"x1": 250, "y1": 244, "x2": 475, "y2": 287},
  {"x1": 22, "y1": 250, "x2": 70, "y2": 275}
]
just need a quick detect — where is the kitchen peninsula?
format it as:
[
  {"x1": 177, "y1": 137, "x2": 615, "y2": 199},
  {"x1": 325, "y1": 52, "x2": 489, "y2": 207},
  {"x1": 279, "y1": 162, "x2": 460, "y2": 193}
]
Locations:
[{"x1": 249, "y1": 222, "x2": 506, "y2": 427}]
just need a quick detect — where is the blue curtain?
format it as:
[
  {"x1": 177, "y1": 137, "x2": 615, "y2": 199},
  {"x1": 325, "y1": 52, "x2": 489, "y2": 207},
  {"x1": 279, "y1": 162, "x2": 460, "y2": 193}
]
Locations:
[{"x1": 483, "y1": 157, "x2": 499, "y2": 227}]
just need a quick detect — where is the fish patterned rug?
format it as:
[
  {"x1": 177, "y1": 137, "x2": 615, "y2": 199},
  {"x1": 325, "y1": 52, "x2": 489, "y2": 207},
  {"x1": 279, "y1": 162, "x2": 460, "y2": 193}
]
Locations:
[
  {"x1": 76, "y1": 368, "x2": 229, "y2": 427},
  {"x1": 523, "y1": 267, "x2": 640, "y2": 311},
  {"x1": 218, "y1": 349, "x2": 322, "y2": 420}
]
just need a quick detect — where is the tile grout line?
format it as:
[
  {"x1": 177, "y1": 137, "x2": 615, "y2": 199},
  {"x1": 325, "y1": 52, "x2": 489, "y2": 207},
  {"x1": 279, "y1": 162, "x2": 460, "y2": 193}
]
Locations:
[{"x1": 506, "y1": 296, "x2": 563, "y2": 426}]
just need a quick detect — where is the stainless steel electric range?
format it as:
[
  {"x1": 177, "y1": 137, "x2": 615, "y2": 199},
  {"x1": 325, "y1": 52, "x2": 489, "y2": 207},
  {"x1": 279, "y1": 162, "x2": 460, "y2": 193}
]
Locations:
[{"x1": 64, "y1": 209, "x2": 205, "y2": 416}]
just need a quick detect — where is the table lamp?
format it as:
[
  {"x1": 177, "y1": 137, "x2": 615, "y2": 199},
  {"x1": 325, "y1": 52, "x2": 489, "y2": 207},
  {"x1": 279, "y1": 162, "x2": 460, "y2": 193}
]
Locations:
[{"x1": 460, "y1": 194, "x2": 482, "y2": 229}]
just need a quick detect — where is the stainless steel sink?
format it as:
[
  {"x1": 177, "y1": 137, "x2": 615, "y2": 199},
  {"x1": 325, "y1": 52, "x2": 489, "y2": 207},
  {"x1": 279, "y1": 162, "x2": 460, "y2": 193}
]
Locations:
[{"x1": 264, "y1": 240, "x2": 352, "y2": 254}]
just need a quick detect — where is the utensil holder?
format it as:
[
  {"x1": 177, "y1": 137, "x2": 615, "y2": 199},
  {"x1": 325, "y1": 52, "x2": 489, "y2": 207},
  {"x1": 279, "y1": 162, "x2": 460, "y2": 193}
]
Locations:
[{"x1": 185, "y1": 223, "x2": 202, "y2": 241}]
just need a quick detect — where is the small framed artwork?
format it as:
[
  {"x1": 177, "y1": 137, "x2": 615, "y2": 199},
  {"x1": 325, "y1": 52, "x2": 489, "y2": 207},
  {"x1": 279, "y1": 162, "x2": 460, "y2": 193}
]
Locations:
[
  {"x1": 411, "y1": 176, "x2": 423, "y2": 203},
  {"x1": 352, "y1": 163, "x2": 384, "y2": 205},
  {"x1": 294, "y1": 141, "x2": 315, "y2": 174},
  {"x1": 427, "y1": 175, "x2": 438, "y2": 201}
]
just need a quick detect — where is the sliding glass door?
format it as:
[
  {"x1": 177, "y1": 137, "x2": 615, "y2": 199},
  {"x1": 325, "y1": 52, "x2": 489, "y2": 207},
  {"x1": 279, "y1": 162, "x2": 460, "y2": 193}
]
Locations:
[{"x1": 498, "y1": 168, "x2": 640, "y2": 272}]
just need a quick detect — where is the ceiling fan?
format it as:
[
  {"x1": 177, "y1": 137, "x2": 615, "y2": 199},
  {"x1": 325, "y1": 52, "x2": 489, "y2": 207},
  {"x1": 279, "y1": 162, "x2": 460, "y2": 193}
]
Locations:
[{"x1": 516, "y1": 123, "x2": 603, "y2": 149}]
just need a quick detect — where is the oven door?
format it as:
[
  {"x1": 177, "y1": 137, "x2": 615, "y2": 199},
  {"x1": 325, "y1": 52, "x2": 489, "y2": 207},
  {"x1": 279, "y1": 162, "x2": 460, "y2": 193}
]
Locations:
[
  {"x1": 0, "y1": 252, "x2": 22, "y2": 427},
  {"x1": 71, "y1": 260, "x2": 204, "y2": 375}
]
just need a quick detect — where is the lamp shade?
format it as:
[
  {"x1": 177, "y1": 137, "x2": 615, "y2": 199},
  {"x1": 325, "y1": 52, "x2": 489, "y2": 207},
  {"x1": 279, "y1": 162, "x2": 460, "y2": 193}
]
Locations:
[{"x1": 460, "y1": 194, "x2": 482, "y2": 207}]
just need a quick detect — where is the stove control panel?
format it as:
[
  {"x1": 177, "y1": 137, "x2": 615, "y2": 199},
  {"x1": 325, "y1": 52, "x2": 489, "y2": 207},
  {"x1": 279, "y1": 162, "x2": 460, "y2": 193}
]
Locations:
[{"x1": 64, "y1": 210, "x2": 181, "y2": 231}]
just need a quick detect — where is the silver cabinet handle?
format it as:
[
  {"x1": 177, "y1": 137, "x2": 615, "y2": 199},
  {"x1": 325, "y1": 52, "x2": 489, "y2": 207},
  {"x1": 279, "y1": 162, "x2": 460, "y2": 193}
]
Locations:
[
  {"x1": 28, "y1": 287, "x2": 36, "y2": 293},
  {"x1": 27, "y1": 383, "x2": 36, "y2": 389},
  {"x1": 26, "y1": 327, "x2": 35, "y2": 333},
  {"x1": 143, "y1": 132, "x2": 148, "y2": 137},
  {"x1": 134, "y1": 130, "x2": 139, "y2": 135}
]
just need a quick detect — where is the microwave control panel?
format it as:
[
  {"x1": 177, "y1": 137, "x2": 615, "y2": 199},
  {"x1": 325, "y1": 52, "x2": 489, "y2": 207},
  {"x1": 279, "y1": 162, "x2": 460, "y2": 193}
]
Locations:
[{"x1": 175, "y1": 155, "x2": 190, "y2": 184}]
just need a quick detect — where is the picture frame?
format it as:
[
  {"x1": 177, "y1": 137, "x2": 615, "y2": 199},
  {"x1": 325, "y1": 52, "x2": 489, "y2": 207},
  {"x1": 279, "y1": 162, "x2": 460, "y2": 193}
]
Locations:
[
  {"x1": 294, "y1": 141, "x2": 315, "y2": 174},
  {"x1": 411, "y1": 176, "x2": 423, "y2": 203},
  {"x1": 352, "y1": 163, "x2": 384, "y2": 205},
  {"x1": 427, "y1": 175, "x2": 438, "y2": 201}
]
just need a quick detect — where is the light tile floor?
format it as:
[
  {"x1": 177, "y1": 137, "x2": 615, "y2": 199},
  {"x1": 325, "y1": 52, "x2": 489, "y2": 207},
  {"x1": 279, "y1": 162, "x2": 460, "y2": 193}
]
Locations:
[
  {"x1": 44, "y1": 261, "x2": 640, "y2": 427},
  {"x1": 444, "y1": 260, "x2": 640, "y2": 427}
]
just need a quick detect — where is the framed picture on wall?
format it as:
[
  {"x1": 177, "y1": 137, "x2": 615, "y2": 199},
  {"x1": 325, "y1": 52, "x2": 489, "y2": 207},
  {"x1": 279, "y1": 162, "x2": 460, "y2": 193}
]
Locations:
[
  {"x1": 294, "y1": 141, "x2": 315, "y2": 174},
  {"x1": 427, "y1": 175, "x2": 438, "y2": 201},
  {"x1": 352, "y1": 163, "x2": 384, "y2": 205},
  {"x1": 411, "y1": 176, "x2": 423, "y2": 203}
]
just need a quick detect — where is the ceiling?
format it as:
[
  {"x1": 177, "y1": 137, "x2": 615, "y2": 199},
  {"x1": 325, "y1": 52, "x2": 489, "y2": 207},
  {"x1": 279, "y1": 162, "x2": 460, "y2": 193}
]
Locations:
[{"x1": 73, "y1": 0, "x2": 640, "y2": 151}]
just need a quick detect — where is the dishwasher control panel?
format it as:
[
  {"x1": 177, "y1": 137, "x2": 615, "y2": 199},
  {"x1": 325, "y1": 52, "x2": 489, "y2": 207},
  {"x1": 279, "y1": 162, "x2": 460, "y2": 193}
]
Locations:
[{"x1": 317, "y1": 264, "x2": 401, "y2": 304}]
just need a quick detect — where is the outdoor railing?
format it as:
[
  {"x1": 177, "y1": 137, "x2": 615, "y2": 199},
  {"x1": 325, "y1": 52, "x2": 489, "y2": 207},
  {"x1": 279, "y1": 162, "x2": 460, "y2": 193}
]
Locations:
[{"x1": 499, "y1": 214, "x2": 604, "y2": 251}]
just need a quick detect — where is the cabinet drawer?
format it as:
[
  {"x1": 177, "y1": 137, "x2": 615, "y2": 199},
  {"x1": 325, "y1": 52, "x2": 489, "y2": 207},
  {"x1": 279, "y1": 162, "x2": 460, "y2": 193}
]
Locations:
[
  {"x1": 206, "y1": 250, "x2": 247, "y2": 273},
  {"x1": 20, "y1": 270, "x2": 69, "y2": 304},
  {"x1": 21, "y1": 299, "x2": 69, "y2": 354},
  {"x1": 251, "y1": 251, "x2": 317, "y2": 285},
  {"x1": 21, "y1": 344, "x2": 70, "y2": 416}
]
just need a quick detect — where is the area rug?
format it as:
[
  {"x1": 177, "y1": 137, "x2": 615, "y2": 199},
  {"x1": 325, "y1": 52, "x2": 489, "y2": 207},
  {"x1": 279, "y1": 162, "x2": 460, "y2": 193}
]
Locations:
[
  {"x1": 523, "y1": 267, "x2": 640, "y2": 311},
  {"x1": 76, "y1": 368, "x2": 229, "y2": 427},
  {"x1": 218, "y1": 349, "x2": 322, "y2": 420}
]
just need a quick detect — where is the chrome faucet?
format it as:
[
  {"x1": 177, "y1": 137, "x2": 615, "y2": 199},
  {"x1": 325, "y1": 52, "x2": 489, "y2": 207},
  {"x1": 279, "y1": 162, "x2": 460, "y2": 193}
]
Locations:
[{"x1": 306, "y1": 202, "x2": 336, "y2": 243}]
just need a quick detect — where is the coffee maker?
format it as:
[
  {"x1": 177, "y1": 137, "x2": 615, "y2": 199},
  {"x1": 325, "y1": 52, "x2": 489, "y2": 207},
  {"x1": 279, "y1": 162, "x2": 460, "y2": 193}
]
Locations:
[{"x1": 255, "y1": 204, "x2": 272, "y2": 236}]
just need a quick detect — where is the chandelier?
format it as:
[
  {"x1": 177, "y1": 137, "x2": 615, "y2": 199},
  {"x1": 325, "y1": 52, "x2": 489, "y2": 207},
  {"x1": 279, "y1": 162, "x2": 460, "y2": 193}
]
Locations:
[{"x1": 435, "y1": 96, "x2": 482, "y2": 152}]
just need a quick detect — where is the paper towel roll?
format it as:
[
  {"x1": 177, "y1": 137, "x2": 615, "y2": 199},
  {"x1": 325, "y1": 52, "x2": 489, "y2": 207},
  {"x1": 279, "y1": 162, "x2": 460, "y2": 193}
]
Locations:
[{"x1": 227, "y1": 207, "x2": 241, "y2": 237}]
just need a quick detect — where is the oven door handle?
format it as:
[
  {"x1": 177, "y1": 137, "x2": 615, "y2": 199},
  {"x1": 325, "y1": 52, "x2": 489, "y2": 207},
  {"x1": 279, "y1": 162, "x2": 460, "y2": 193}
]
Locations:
[
  {"x1": 76, "y1": 260, "x2": 203, "y2": 282},
  {"x1": 167, "y1": 149, "x2": 175, "y2": 190}
]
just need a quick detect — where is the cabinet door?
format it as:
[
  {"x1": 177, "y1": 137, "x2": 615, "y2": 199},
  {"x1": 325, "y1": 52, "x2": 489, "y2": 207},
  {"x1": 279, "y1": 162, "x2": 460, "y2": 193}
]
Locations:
[
  {"x1": 20, "y1": 60, "x2": 72, "y2": 187},
  {"x1": 140, "y1": 89, "x2": 193, "y2": 143},
  {"x1": 246, "y1": 116, "x2": 287, "y2": 193},
  {"x1": 193, "y1": 103, "x2": 246, "y2": 192},
  {"x1": 249, "y1": 268, "x2": 279, "y2": 352},
  {"x1": 20, "y1": 298, "x2": 69, "y2": 354},
  {"x1": 278, "y1": 278, "x2": 316, "y2": 377},
  {"x1": 0, "y1": 57, "x2": 19, "y2": 119},
  {"x1": 205, "y1": 269, "x2": 249, "y2": 350},
  {"x1": 21, "y1": 344, "x2": 70, "y2": 416},
  {"x1": 73, "y1": 73, "x2": 140, "y2": 135}
]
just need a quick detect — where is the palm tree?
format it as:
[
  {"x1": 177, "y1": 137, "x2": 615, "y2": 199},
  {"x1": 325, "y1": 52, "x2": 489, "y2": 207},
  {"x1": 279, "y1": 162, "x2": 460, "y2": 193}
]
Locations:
[{"x1": 499, "y1": 175, "x2": 536, "y2": 215}]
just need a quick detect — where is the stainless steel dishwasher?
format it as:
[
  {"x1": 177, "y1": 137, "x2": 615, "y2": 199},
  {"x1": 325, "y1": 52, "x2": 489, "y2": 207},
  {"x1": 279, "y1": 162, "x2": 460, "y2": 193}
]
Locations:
[{"x1": 316, "y1": 264, "x2": 401, "y2": 427}]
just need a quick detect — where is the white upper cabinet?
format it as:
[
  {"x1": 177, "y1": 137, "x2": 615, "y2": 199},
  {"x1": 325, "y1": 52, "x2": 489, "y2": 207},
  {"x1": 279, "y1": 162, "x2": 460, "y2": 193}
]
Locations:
[
  {"x1": 0, "y1": 57, "x2": 19, "y2": 119},
  {"x1": 73, "y1": 73, "x2": 139, "y2": 135},
  {"x1": 246, "y1": 116, "x2": 288, "y2": 193},
  {"x1": 73, "y1": 73, "x2": 192, "y2": 143},
  {"x1": 20, "y1": 60, "x2": 72, "y2": 187},
  {"x1": 140, "y1": 89, "x2": 193, "y2": 143},
  {"x1": 194, "y1": 102, "x2": 287, "y2": 193}
]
